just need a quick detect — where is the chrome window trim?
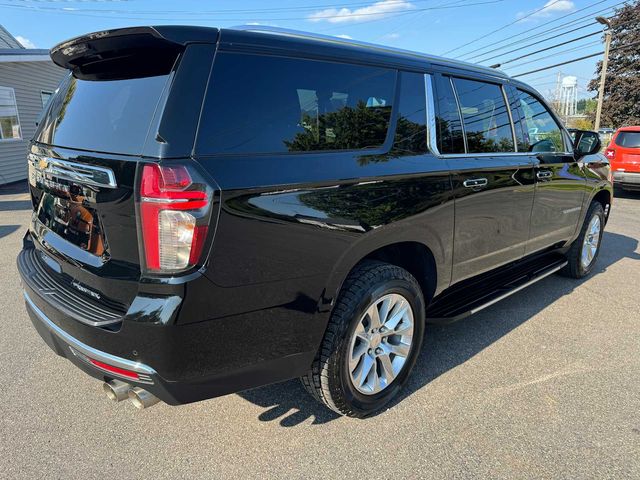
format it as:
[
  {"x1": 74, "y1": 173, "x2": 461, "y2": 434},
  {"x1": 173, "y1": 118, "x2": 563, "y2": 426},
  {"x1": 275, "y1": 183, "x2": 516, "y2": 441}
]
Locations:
[
  {"x1": 435, "y1": 152, "x2": 535, "y2": 158},
  {"x1": 501, "y1": 85, "x2": 518, "y2": 153},
  {"x1": 424, "y1": 74, "x2": 440, "y2": 156},
  {"x1": 24, "y1": 291, "x2": 157, "y2": 377},
  {"x1": 424, "y1": 75, "x2": 571, "y2": 159},
  {"x1": 28, "y1": 154, "x2": 117, "y2": 189}
]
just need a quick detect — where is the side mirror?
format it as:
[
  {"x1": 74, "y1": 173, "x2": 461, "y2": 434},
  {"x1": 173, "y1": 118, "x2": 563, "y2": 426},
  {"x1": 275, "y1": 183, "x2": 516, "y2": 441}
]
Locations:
[{"x1": 573, "y1": 130, "x2": 602, "y2": 157}]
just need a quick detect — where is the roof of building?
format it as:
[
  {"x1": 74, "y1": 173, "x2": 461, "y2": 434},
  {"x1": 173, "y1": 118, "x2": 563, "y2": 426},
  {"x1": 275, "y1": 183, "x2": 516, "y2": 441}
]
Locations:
[
  {"x1": 0, "y1": 24, "x2": 24, "y2": 49},
  {"x1": 0, "y1": 48, "x2": 51, "y2": 63}
]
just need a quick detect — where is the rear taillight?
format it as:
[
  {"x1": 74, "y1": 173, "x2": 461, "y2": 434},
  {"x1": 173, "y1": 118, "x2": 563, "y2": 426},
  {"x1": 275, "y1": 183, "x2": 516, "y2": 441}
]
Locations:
[
  {"x1": 138, "y1": 163, "x2": 212, "y2": 274},
  {"x1": 605, "y1": 148, "x2": 616, "y2": 160}
]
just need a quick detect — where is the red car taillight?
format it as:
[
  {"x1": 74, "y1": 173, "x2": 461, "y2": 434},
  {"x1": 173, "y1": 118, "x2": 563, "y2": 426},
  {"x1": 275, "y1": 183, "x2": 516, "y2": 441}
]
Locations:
[
  {"x1": 605, "y1": 148, "x2": 616, "y2": 160},
  {"x1": 138, "y1": 163, "x2": 211, "y2": 273}
]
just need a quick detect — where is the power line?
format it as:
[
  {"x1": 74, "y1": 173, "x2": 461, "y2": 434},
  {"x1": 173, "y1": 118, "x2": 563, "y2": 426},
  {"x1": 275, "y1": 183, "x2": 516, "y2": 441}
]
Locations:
[
  {"x1": 476, "y1": 23, "x2": 602, "y2": 64},
  {"x1": 494, "y1": 15, "x2": 636, "y2": 70},
  {"x1": 440, "y1": 0, "x2": 567, "y2": 56},
  {"x1": 455, "y1": 0, "x2": 621, "y2": 60},
  {"x1": 504, "y1": 40, "x2": 602, "y2": 70},
  {"x1": 487, "y1": 31, "x2": 603, "y2": 68},
  {"x1": 0, "y1": 0, "x2": 507, "y2": 21},
  {"x1": 512, "y1": 40, "x2": 640, "y2": 78},
  {"x1": 373, "y1": 0, "x2": 470, "y2": 41}
]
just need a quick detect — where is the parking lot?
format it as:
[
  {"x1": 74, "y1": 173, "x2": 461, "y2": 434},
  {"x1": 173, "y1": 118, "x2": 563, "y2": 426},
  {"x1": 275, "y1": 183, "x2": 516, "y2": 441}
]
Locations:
[{"x1": 1, "y1": 183, "x2": 639, "y2": 479}]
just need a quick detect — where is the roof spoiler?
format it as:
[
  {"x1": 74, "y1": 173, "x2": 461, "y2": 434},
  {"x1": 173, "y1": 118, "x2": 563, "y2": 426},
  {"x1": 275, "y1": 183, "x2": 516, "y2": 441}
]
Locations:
[{"x1": 50, "y1": 26, "x2": 219, "y2": 79}]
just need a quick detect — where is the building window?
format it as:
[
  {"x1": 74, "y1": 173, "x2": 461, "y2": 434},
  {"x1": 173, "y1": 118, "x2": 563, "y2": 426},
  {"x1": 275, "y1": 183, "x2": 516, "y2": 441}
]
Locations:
[
  {"x1": 41, "y1": 91, "x2": 53, "y2": 109},
  {"x1": 0, "y1": 86, "x2": 21, "y2": 141}
]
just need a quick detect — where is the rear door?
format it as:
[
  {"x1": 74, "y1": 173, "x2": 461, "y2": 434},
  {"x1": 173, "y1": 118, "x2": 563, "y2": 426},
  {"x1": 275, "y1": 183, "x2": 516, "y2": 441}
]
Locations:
[
  {"x1": 432, "y1": 74, "x2": 535, "y2": 283},
  {"x1": 512, "y1": 88, "x2": 586, "y2": 255}
]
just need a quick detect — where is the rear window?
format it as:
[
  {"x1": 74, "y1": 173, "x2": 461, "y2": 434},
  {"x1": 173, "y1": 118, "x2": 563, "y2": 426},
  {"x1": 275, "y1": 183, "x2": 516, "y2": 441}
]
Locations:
[
  {"x1": 196, "y1": 53, "x2": 396, "y2": 155},
  {"x1": 35, "y1": 72, "x2": 170, "y2": 155},
  {"x1": 615, "y1": 131, "x2": 640, "y2": 148}
]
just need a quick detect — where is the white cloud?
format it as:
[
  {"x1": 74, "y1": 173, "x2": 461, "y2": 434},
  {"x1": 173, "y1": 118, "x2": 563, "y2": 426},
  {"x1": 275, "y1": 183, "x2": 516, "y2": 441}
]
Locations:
[
  {"x1": 384, "y1": 33, "x2": 401, "y2": 40},
  {"x1": 308, "y1": 0, "x2": 414, "y2": 24},
  {"x1": 15, "y1": 35, "x2": 36, "y2": 49},
  {"x1": 517, "y1": 0, "x2": 575, "y2": 20},
  {"x1": 335, "y1": 34, "x2": 353, "y2": 39}
]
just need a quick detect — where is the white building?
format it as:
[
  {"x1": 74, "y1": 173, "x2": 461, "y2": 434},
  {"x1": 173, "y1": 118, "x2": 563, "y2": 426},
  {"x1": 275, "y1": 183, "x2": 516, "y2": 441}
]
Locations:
[{"x1": 0, "y1": 25, "x2": 66, "y2": 185}]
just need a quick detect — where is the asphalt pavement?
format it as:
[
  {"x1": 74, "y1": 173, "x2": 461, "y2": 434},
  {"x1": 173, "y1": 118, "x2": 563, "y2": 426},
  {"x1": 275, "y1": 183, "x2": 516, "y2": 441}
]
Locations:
[{"x1": 1, "y1": 183, "x2": 638, "y2": 479}]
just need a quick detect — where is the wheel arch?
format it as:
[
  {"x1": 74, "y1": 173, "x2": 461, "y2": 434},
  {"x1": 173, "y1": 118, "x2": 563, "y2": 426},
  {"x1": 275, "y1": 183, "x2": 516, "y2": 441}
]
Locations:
[
  {"x1": 591, "y1": 187, "x2": 612, "y2": 221},
  {"x1": 323, "y1": 235, "x2": 445, "y2": 315}
]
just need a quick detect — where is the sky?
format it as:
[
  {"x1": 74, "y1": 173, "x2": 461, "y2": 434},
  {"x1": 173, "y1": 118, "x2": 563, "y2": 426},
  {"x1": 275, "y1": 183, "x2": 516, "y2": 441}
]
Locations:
[{"x1": 0, "y1": 0, "x2": 623, "y2": 100}]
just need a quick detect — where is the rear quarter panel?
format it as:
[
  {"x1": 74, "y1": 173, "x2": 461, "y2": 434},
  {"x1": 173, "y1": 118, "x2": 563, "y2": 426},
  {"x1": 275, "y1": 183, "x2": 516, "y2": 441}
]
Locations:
[{"x1": 191, "y1": 151, "x2": 454, "y2": 354}]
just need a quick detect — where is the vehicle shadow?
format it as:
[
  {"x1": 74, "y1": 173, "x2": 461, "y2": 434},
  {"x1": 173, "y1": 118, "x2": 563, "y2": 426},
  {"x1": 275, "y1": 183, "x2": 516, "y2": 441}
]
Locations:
[
  {"x1": 0, "y1": 225, "x2": 20, "y2": 240},
  {"x1": 0, "y1": 181, "x2": 31, "y2": 212},
  {"x1": 0, "y1": 200, "x2": 32, "y2": 212},
  {"x1": 0, "y1": 180, "x2": 28, "y2": 196},
  {"x1": 614, "y1": 187, "x2": 640, "y2": 200},
  {"x1": 238, "y1": 231, "x2": 639, "y2": 426}
]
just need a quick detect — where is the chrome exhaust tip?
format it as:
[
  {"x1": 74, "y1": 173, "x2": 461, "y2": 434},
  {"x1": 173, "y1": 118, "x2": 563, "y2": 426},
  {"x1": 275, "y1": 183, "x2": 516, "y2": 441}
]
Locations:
[
  {"x1": 103, "y1": 379, "x2": 131, "y2": 402},
  {"x1": 128, "y1": 387, "x2": 160, "y2": 409}
]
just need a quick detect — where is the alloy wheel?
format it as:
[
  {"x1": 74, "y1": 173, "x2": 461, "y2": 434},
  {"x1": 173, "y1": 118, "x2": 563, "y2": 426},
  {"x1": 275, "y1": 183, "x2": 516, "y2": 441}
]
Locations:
[
  {"x1": 581, "y1": 214, "x2": 601, "y2": 269},
  {"x1": 348, "y1": 293, "x2": 415, "y2": 395}
]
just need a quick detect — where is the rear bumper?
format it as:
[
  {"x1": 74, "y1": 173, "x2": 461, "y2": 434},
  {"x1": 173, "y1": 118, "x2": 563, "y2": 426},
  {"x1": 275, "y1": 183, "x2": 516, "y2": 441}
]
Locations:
[
  {"x1": 613, "y1": 171, "x2": 640, "y2": 188},
  {"x1": 19, "y1": 246, "x2": 318, "y2": 406}
]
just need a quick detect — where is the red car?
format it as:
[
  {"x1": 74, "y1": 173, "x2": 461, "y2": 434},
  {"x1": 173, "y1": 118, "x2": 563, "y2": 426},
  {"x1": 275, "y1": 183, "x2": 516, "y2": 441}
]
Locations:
[{"x1": 605, "y1": 126, "x2": 640, "y2": 191}]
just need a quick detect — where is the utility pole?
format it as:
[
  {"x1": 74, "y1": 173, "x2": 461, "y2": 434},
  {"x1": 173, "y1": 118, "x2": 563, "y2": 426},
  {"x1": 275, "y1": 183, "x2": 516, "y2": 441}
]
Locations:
[{"x1": 594, "y1": 16, "x2": 612, "y2": 131}]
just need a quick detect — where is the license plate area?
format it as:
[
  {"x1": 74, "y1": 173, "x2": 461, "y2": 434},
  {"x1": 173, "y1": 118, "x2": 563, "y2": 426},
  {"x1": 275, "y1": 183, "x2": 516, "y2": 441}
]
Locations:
[
  {"x1": 35, "y1": 191, "x2": 107, "y2": 256},
  {"x1": 29, "y1": 156, "x2": 111, "y2": 257}
]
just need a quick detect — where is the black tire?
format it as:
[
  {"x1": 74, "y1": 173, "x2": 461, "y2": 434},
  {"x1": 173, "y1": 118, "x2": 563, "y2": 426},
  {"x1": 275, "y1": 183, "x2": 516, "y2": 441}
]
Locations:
[
  {"x1": 301, "y1": 260, "x2": 425, "y2": 418},
  {"x1": 561, "y1": 201, "x2": 605, "y2": 279}
]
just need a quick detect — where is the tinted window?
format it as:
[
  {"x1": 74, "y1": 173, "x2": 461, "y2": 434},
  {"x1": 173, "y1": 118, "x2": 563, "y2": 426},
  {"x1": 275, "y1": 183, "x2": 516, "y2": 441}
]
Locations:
[
  {"x1": 36, "y1": 73, "x2": 169, "y2": 155},
  {"x1": 393, "y1": 72, "x2": 427, "y2": 155},
  {"x1": 615, "y1": 131, "x2": 640, "y2": 148},
  {"x1": 197, "y1": 54, "x2": 395, "y2": 155},
  {"x1": 433, "y1": 75, "x2": 464, "y2": 154},
  {"x1": 506, "y1": 88, "x2": 528, "y2": 152},
  {"x1": 517, "y1": 90, "x2": 565, "y2": 153},
  {"x1": 452, "y1": 78, "x2": 514, "y2": 153}
]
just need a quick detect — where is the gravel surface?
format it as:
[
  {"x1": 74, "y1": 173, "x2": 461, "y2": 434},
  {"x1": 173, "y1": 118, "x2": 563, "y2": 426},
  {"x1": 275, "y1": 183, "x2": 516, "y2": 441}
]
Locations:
[{"x1": 1, "y1": 183, "x2": 638, "y2": 479}]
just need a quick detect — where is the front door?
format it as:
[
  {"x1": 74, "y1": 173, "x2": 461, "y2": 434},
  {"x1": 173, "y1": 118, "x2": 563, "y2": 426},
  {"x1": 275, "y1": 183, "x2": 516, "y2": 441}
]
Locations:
[
  {"x1": 513, "y1": 89, "x2": 586, "y2": 255},
  {"x1": 432, "y1": 75, "x2": 535, "y2": 284}
]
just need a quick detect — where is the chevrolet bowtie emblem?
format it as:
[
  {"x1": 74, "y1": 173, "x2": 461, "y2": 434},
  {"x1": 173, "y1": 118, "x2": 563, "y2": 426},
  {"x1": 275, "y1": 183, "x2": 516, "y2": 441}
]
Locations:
[{"x1": 38, "y1": 158, "x2": 49, "y2": 170}]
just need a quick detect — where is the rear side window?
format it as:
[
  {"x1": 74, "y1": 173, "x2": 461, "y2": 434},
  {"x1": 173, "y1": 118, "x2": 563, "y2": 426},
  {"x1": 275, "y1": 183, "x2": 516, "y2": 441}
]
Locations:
[
  {"x1": 393, "y1": 72, "x2": 427, "y2": 155},
  {"x1": 433, "y1": 75, "x2": 465, "y2": 154},
  {"x1": 196, "y1": 53, "x2": 396, "y2": 155},
  {"x1": 517, "y1": 90, "x2": 565, "y2": 153},
  {"x1": 452, "y1": 78, "x2": 514, "y2": 153},
  {"x1": 615, "y1": 131, "x2": 640, "y2": 148},
  {"x1": 36, "y1": 73, "x2": 169, "y2": 155}
]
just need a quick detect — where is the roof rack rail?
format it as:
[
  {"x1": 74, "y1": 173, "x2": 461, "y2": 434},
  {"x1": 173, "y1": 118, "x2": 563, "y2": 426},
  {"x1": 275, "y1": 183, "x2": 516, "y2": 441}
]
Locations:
[{"x1": 229, "y1": 25, "x2": 507, "y2": 78}]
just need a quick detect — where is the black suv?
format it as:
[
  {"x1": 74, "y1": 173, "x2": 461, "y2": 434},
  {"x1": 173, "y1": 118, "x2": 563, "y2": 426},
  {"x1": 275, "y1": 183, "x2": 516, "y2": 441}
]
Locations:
[{"x1": 18, "y1": 26, "x2": 612, "y2": 417}]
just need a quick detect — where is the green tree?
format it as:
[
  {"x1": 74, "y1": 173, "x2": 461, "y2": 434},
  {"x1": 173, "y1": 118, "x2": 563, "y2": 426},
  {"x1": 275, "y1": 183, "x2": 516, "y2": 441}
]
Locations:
[
  {"x1": 284, "y1": 101, "x2": 391, "y2": 152},
  {"x1": 576, "y1": 98, "x2": 596, "y2": 115},
  {"x1": 588, "y1": 1, "x2": 640, "y2": 128}
]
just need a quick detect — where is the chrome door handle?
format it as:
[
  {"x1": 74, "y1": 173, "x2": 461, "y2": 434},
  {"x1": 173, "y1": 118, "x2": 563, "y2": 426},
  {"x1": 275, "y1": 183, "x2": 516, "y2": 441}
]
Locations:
[
  {"x1": 463, "y1": 178, "x2": 488, "y2": 188},
  {"x1": 537, "y1": 170, "x2": 553, "y2": 180}
]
